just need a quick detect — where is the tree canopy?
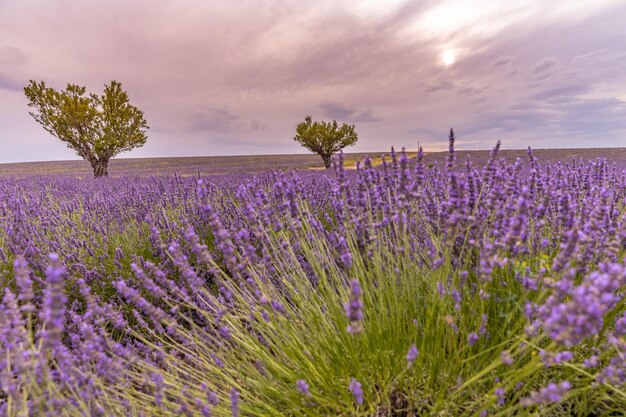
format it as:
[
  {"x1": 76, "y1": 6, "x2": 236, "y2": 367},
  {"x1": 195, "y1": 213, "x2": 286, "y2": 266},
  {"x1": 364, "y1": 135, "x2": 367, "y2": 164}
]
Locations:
[
  {"x1": 293, "y1": 116, "x2": 358, "y2": 168},
  {"x1": 24, "y1": 80, "x2": 148, "y2": 177}
]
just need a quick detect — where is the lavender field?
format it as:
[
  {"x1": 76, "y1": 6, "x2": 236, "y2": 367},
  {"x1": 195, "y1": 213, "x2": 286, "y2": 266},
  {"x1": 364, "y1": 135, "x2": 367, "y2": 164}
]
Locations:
[{"x1": 1, "y1": 143, "x2": 626, "y2": 416}]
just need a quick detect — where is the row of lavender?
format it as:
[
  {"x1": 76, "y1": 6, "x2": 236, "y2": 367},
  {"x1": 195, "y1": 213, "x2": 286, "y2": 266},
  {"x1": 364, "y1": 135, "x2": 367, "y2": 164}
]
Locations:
[{"x1": 1, "y1": 144, "x2": 625, "y2": 416}]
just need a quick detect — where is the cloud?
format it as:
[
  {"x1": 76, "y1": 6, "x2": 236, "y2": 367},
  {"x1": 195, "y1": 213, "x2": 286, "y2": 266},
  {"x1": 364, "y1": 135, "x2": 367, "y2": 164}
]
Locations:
[
  {"x1": 571, "y1": 48, "x2": 611, "y2": 64},
  {"x1": 407, "y1": 127, "x2": 446, "y2": 138},
  {"x1": 558, "y1": 98, "x2": 626, "y2": 135},
  {"x1": 0, "y1": 45, "x2": 29, "y2": 66},
  {"x1": 528, "y1": 83, "x2": 590, "y2": 102},
  {"x1": 457, "y1": 84, "x2": 488, "y2": 96},
  {"x1": 531, "y1": 58, "x2": 557, "y2": 74},
  {"x1": 318, "y1": 102, "x2": 382, "y2": 123},
  {"x1": 492, "y1": 56, "x2": 514, "y2": 67},
  {"x1": 0, "y1": 45, "x2": 29, "y2": 91},
  {"x1": 250, "y1": 120, "x2": 266, "y2": 131},
  {"x1": 461, "y1": 94, "x2": 626, "y2": 146},
  {"x1": 423, "y1": 80, "x2": 455, "y2": 93},
  {"x1": 185, "y1": 109, "x2": 268, "y2": 138},
  {"x1": 188, "y1": 109, "x2": 243, "y2": 133},
  {"x1": 0, "y1": 73, "x2": 23, "y2": 91}
]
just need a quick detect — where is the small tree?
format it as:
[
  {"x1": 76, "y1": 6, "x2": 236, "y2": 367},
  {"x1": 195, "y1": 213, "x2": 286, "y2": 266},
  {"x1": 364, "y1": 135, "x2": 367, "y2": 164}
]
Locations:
[
  {"x1": 294, "y1": 115, "x2": 358, "y2": 168},
  {"x1": 24, "y1": 80, "x2": 148, "y2": 177}
]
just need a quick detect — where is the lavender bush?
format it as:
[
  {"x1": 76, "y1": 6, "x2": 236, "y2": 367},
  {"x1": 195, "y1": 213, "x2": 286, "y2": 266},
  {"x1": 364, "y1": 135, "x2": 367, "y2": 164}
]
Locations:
[{"x1": 1, "y1": 143, "x2": 625, "y2": 416}]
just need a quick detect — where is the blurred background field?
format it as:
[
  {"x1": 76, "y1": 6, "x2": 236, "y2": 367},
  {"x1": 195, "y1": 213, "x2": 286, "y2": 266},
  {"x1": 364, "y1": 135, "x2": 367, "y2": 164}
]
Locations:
[{"x1": 3, "y1": 147, "x2": 626, "y2": 177}]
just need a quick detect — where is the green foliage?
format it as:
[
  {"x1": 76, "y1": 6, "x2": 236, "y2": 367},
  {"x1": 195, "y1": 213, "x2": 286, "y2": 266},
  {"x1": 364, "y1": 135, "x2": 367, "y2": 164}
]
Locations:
[
  {"x1": 294, "y1": 115, "x2": 358, "y2": 168},
  {"x1": 24, "y1": 80, "x2": 148, "y2": 177},
  {"x1": 104, "y1": 199, "x2": 625, "y2": 416}
]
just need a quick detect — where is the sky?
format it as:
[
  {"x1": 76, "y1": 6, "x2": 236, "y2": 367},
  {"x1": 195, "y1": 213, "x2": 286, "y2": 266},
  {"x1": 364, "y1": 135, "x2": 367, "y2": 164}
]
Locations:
[{"x1": 1, "y1": 0, "x2": 626, "y2": 163}]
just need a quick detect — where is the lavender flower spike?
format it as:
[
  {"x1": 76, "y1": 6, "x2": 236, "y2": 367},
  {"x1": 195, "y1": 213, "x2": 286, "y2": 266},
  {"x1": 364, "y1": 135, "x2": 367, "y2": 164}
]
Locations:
[
  {"x1": 522, "y1": 381, "x2": 571, "y2": 406},
  {"x1": 345, "y1": 279, "x2": 364, "y2": 334},
  {"x1": 349, "y1": 378, "x2": 364, "y2": 405},
  {"x1": 39, "y1": 253, "x2": 67, "y2": 349},
  {"x1": 296, "y1": 379, "x2": 310, "y2": 396},
  {"x1": 14, "y1": 256, "x2": 34, "y2": 313},
  {"x1": 407, "y1": 344, "x2": 419, "y2": 368},
  {"x1": 230, "y1": 388, "x2": 240, "y2": 417}
]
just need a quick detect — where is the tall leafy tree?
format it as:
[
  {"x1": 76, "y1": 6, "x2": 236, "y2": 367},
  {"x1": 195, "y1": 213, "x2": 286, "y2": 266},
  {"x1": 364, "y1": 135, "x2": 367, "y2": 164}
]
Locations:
[
  {"x1": 24, "y1": 80, "x2": 148, "y2": 177},
  {"x1": 293, "y1": 115, "x2": 358, "y2": 168}
]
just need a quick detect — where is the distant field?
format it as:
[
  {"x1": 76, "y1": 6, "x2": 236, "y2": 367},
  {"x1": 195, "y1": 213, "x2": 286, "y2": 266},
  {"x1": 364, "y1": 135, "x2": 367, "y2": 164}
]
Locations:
[{"x1": 2, "y1": 148, "x2": 626, "y2": 177}]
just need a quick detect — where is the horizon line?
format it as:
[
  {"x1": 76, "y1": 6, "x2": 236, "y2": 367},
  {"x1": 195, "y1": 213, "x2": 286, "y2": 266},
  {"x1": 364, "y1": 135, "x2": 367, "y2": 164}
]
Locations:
[{"x1": 2, "y1": 146, "x2": 626, "y2": 166}]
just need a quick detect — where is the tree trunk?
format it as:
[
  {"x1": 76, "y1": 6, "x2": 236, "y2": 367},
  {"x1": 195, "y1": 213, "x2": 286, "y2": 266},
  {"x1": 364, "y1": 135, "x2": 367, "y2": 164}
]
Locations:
[
  {"x1": 89, "y1": 157, "x2": 98, "y2": 174},
  {"x1": 93, "y1": 158, "x2": 109, "y2": 178},
  {"x1": 321, "y1": 153, "x2": 332, "y2": 169}
]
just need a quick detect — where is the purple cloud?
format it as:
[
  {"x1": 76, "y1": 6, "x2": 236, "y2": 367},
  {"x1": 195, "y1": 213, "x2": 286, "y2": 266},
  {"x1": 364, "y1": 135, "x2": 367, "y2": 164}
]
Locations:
[
  {"x1": 0, "y1": 73, "x2": 22, "y2": 91},
  {"x1": 318, "y1": 102, "x2": 382, "y2": 123},
  {"x1": 189, "y1": 109, "x2": 243, "y2": 133},
  {"x1": 531, "y1": 58, "x2": 557, "y2": 74},
  {"x1": 492, "y1": 56, "x2": 515, "y2": 67}
]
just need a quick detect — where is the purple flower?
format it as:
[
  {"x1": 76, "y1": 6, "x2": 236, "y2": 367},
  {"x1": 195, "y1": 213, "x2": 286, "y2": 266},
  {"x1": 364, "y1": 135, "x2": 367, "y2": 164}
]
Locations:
[
  {"x1": 345, "y1": 279, "x2": 363, "y2": 334},
  {"x1": 296, "y1": 379, "x2": 309, "y2": 396},
  {"x1": 522, "y1": 381, "x2": 571, "y2": 406},
  {"x1": 341, "y1": 251, "x2": 353, "y2": 270},
  {"x1": 0, "y1": 289, "x2": 28, "y2": 356},
  {"x1": 261, "y1": 309, "x2": 270, "y2": 322},
  {"x1": 39, "y1": 254, "x2": 67, "y2": 349},
  {"x1": 337, "y1": 237, "x2": 353, "y2": 269},
  {"x1": 206, "y1": 390, "x2": 219, "y2": 405},
  {"x1": 114, "y1": 280, "x2": 167, "y2": 328},
  {"x1": 152, "y1": 373, "x2": 165, "y2": 405},
  {"x1": 478, "y1": 314, "x2": 488, "y2": 335},
  {"x1": 584, "y1": 356, "x2": 599, "y2": 368},
  {"x1": 271, "y1": 300, "x2": 286, "y2": 315},
  {"x1": 230, "y1": 388, "x2": 239, "y2": 417},
  {"x1": 218, "y1": 326, "x2": 231, "y2": 339},
  {"x1": 349, "y1": 378, "x2": 364, "y2": 405},
  {"x1": 468, "y1": 332, "x2": 479, "y2": 346},
  {"x1": 14, "y1": 256, "x2": 34, "y2": 313},
  {"x1": 554, "y1": 351, "x2": 573, "y2": 364},
  {"x1": 495, "y1": 387, "x2": 505, "y2": 406},
  {"x1": 406, "y1": 344, "x2": 419, "y2": 368},
  {"x1": 615, "y1": 312, "x2": 626, "y2": 336},
  {"x1": 536, "y1": 262, "x2": 626, "y2": 345}
]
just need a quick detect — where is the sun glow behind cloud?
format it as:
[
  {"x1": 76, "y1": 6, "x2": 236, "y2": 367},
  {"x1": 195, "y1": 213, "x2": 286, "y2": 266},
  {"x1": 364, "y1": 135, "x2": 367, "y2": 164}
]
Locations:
[
  {"x1": 440, "y1": 49, "x2": 457, "y2": 66},
  {"x1": 408, "y1": 0, "x2": 624, "y2": 40},
  {"x1": 351, "y1": 0, "x2": 408, "y2": 18},
  {"x1": 416, "y1": 0, "x2": 522, "y2": 39}
]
